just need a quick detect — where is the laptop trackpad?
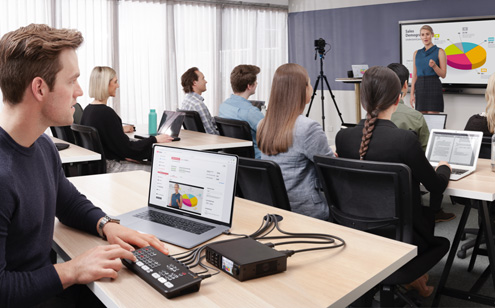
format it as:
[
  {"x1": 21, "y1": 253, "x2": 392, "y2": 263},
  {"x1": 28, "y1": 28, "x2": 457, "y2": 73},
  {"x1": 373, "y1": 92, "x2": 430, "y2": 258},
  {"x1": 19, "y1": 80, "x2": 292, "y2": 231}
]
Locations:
[{"x1": 126, "y1": 221, "x2": 181, "y2": 240}]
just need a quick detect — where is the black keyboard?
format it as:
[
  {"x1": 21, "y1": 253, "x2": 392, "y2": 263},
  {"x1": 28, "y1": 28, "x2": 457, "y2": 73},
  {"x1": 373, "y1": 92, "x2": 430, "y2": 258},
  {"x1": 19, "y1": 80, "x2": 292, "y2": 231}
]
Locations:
[
  {"x1": 134, "y1": 210, "x2": 215, "y2": 235},
  {"x1": 122, "y1": 246, "x2": 202, "y2": 298},
  {"x1": 451, "y1": 168, "x2": 468, "y2": 175}
]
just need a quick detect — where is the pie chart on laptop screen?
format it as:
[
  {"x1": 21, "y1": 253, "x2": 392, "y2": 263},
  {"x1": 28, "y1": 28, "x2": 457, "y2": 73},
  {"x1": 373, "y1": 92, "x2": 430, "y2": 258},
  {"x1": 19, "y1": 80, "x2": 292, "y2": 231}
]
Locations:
[{"x1": 445, "y1": 42, "x2": 487, "y2": 70}]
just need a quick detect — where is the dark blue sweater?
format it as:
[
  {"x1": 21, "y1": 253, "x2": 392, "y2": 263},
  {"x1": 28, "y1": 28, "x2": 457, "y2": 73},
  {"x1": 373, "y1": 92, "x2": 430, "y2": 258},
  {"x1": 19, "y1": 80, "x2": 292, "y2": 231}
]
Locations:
[{"x1": 0, "y1": 128, "x2": 106, "y2": 307}]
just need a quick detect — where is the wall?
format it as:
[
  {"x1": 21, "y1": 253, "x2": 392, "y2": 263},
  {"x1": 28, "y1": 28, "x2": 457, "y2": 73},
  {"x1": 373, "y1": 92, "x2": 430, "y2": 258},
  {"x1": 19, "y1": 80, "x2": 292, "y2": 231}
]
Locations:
[{"x1": 289, "y1": 0, "x2": 492, "y2": 145}]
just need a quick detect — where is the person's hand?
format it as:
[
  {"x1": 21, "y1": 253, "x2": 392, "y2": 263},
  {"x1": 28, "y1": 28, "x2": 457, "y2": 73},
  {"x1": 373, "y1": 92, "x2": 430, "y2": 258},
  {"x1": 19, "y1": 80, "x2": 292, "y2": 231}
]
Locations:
[
  {"x1": 436, "y1": 161, "x2": 451, "y2": 171},
  {"x1": 54, "y1": 244, "x2": 136, "y2": 289},
  {"x1": 123, "y1": 125, "x2": 135, "y2": 133},
  {"x1": 410, "y1": 95, "x2": 415, "y2": 108},
  {"x1": 155, "y1": 134, "x2": 174, "y2": 143},
  {"x1": 429, "y1": 59, "x2": 436, "y2": 68},
  {"x1": 103, "y1": 222, "x2": 169, "y2": 256}
]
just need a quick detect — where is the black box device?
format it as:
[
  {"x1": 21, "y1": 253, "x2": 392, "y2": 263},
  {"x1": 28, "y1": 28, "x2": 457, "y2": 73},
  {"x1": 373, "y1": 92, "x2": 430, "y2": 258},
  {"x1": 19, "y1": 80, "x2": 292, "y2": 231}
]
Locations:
[{"x1": 205, "y1": 237, "x2": 287, "y2": 281}]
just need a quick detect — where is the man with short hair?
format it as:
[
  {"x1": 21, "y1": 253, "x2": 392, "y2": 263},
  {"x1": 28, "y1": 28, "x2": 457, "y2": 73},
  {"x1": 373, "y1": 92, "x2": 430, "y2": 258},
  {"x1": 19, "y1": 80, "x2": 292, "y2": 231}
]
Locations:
[
  {"x1": 0, "y1": 24, "x2": 168, "y2": 307},
  {"x1": 219, "y1": 64, "x2": 263, "y2": 158},
  {"x1": 388, "y1": 63, "x2": 455, "y2": 223},
  {"x1": 179, "y1": 67, "x2": 219, "y2": 135}
]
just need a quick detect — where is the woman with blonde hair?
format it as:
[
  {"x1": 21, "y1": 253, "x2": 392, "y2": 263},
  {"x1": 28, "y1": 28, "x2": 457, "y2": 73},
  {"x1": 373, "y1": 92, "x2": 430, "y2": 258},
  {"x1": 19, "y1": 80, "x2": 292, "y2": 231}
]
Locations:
[
  {"x1": 410, "y1": 25, "x2": 447, "y2": 113},
  {"x1": 465, "y1": 73, "x2": 495, "y2": 136},
  {"x1": 257, "y1": 63, "x2": 334, "y2": 220},
  {"x1": 81, "y1": 66, "x2": 172, "y2": 172}
]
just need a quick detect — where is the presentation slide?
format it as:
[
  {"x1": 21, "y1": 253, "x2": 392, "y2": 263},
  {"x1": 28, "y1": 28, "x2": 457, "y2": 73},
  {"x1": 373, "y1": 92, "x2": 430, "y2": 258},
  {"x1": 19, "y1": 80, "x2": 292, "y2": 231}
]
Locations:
[{"x1": 400, "y1": 17, "x2": 495, "y2": 87}]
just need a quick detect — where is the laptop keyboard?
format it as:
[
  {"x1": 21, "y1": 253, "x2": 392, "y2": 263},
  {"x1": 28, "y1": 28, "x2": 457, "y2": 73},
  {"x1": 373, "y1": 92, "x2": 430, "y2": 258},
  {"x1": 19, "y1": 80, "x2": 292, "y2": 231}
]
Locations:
[
  {"x1": 451, "y1": 168, "x2": 468, "y2": 175},
  {"x1": 134, "y1": 210, "x2": 215, "y2": 235}
]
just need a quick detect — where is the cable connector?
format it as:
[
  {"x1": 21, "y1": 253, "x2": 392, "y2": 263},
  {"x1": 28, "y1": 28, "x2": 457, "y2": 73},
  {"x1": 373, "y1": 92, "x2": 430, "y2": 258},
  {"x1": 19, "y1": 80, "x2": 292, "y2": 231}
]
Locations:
[
  {"x1": 199, "y1": 274, "x2": 212, "y2": 280},
  {"x1": 279, "y1": 250, "x2": 295, "y2": 257},
  {"x1": 264, "y1": 242, "x2": 275, "y2": 248}
]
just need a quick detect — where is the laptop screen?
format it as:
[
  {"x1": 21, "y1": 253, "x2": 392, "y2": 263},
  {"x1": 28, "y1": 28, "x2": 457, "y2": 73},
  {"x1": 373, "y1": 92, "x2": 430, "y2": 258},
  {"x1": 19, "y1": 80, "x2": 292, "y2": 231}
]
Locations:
[
  {"x1": 157, "y1": 111, "x2": 185, "y2": 136},
  {"x1": 426, "y1": 130, "x2": 482, "y2": 167},
  {"x1": 423, "y1": 114, "x2": 447, "y2": 130},
  {"x1": 148, "y1": 145, "x2": 238, "y2": 226}
]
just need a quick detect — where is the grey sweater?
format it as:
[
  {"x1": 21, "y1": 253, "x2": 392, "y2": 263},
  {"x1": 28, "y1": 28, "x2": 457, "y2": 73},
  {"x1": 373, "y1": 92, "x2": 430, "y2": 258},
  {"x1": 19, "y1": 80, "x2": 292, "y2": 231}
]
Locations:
[{"x1": 261, "y1": 115, "x2": 334, "y2": 220}]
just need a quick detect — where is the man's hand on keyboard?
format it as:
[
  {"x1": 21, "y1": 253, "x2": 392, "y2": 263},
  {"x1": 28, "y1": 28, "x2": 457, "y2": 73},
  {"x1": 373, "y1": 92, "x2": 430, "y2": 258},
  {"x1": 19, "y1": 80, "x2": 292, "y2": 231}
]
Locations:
[
  {"x1": 436, "y1": 161, "x2": 452, "y2": 172},
  {"x1": 103, "y1": 223, "x2": 169, "y2": 255}
]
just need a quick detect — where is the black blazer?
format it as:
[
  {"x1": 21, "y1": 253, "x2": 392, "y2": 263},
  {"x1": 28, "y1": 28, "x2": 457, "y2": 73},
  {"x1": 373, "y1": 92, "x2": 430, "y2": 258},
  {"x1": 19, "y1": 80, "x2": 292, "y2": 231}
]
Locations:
[{"x1": 336, "y1": 119, "x2": 450, "y2": 251}]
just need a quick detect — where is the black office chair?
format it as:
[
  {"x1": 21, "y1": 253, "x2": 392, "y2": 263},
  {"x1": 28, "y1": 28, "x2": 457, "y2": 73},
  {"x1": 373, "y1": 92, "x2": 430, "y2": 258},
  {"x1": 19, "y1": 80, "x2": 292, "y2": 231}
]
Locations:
[
  {"x1": 50, "y1": 126, "x2": 75, "y2": 144},
  {"x1": 214, "y1": 116, "x2": 255, "y2": 158},
  {"x1": 73, "y1": 102, "x2": 84, "y2": 125},
  {"x1": 71, "y1": 124, "x2": 107, "y2": 175},
  {"x1": 236, "y1": 157, "x2": 291, "y2": 211},
  {"x1": 314, "y1": 156, "x2": 450, "y2": 307},
  {"x1": 177, "y1": 109, "x2": 206, "y2": 133}
]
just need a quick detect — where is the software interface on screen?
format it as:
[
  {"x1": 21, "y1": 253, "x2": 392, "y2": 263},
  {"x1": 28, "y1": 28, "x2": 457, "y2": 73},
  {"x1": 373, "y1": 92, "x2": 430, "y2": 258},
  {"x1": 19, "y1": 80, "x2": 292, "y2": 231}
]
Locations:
[
  {"x1": 149, "y1": 146, "x2": 237, "y2": 223},
  {"x1": 427, "y1": 132, "x2": 477, "y2": 166}
]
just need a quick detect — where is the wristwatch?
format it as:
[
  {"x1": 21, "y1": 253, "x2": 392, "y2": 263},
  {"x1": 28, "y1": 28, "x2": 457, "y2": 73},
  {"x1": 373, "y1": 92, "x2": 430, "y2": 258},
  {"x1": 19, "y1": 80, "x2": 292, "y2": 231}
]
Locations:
[{"x1": 98, "y1": 216, "x2": 120, "y2": 240}]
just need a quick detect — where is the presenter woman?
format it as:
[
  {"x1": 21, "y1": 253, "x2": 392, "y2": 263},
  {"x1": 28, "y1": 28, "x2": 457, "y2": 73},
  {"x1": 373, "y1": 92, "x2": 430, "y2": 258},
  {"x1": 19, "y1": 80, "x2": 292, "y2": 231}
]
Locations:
[
  {"x1": 81, "y1": 66, "x2": 172, "y2": 173},
  {"x1": 336, "y1": 66, "x2": 451, "y2": 297},
  {"x1": 410, "y1": 25, "x2": 447, "y2": 113},
  {"x1": 257, "y1": 63, "x2": 335, "y2": 220},
  {"x1": 169, "y1": 184, "x2": 183, "y2": 209}
]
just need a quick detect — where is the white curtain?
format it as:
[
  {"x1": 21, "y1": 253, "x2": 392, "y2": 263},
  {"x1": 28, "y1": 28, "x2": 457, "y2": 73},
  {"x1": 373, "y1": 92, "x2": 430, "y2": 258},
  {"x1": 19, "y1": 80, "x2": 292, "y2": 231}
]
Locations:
[{"x1": 0, "y1": 0, "x2": 288, "y2": 124}]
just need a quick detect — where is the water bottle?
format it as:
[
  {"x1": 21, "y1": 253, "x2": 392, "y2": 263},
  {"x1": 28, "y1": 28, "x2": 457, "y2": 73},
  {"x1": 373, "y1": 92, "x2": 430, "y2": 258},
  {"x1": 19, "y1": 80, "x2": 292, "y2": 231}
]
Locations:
[
  {"x1": 491, "y1": 134, "x2": 495, "y2": 172},
  {"x1": 148, "y1": 109, "x2": 157, "y2": 136}
]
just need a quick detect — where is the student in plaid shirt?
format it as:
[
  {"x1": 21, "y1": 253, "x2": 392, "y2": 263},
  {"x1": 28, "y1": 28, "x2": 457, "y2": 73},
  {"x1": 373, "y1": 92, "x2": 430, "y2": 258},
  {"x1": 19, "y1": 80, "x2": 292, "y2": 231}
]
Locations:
[{"x1": 180, "y1": 67, "x2": 219, "y2": 135}]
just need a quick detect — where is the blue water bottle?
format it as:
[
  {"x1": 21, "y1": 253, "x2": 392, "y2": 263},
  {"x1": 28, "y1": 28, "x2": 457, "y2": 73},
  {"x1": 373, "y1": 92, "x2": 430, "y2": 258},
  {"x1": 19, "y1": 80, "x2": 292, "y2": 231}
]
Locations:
[{"x1": 148, "y1": 109, "x2": 157, "y2": 136}]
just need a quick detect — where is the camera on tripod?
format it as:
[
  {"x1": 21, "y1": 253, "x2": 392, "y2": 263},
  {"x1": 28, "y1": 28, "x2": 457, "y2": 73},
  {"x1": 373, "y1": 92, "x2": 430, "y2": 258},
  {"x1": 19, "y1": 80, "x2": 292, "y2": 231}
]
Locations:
[{"x1": 314, "y1": 38, "x2": 326, "y2": 55}]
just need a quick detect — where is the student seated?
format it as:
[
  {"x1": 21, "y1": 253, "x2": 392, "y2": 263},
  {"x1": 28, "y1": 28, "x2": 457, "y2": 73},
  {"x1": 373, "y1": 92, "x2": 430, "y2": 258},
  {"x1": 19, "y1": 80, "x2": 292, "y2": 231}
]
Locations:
[
  {"x1": 219, "y1": 64, "x2": 264, "y2": 158},
  {"x1": 388, "y1": 63, "x2": 455, "y2": 223},
  {"x1": 335, "y1": 66, "x2": 451, "y2": 297},
  {"x1": 81, "y1": 66, "x2": 172, "y2": 173},
  {"x1": 257, "y1": 63, "x2": 334, "y2": 220},
  {"x1": 179, "y1": 67, "x2": 219, "y2": 135},
  {"x1": 465, "y1": 73, "x2": 495, "y2": 136}
]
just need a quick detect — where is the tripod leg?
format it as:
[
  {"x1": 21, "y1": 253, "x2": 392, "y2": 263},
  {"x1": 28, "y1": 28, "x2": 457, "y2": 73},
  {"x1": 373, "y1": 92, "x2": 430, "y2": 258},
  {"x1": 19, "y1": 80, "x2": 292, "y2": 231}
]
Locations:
[
  {"x1": 322, "y1": 75, "x2": 345, "y2": 125},
  {"x1": 306, "y1": 77, "x2": 321, "y2": 117}
]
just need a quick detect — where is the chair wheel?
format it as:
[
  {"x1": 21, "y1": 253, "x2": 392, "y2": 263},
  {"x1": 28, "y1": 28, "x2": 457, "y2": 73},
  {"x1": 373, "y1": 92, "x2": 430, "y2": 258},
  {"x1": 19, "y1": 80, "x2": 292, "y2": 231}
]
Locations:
[{"x1": 457, "y1": 250, "x2": 466, "y2": 259}]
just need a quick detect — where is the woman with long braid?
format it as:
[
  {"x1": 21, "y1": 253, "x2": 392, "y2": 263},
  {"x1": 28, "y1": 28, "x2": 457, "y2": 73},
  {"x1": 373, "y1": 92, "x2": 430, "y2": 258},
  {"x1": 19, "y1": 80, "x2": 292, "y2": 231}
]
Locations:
[{"x1": 335, "y1": 66, "x2": 451, "y2": 297}]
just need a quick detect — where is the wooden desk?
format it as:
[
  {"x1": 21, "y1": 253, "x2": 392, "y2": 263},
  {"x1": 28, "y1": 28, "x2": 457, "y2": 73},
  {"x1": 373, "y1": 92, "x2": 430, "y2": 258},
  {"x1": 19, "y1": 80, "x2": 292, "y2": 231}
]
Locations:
[
  {"x1": 50, "y1": 136, "x2": 101, "y2": 164},
  {"x1": 433, "y1": 159, "x2": 495, "y2": 306},
  {"x1": 129, "y1": 129, "x2": 252, "y2": 151},
  {"x1": 336, "y1": 78, "x2": 362, "y2": 123},
  {"x1": 54, "y1": 171, "x2": 416, "y2": 308}
]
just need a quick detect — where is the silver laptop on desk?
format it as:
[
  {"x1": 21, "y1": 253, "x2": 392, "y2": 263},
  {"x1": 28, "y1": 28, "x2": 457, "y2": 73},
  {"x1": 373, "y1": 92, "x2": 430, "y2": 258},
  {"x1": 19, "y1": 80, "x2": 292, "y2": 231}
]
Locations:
[
  {"x1": 425, "y1": 129, "x2": 483, "y2": 181},
  {"x1": 351, "y1": 64, "x2": 368, "y2": 78},
  {"x1": 423, "y1": 114, "x2": 447, "y2": 131},
  {"x1": 117, "y1": 145, "x2": 238, "y2": 248}
]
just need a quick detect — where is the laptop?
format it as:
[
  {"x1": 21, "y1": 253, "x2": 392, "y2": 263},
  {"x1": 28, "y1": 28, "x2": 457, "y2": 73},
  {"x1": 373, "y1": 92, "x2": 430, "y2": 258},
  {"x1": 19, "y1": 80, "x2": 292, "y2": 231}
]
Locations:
[
  {"x1": 135, "y1": 111, "x2": 185, "y2": 141},
  {"x1": 116, "y1": 145, "x2": 238, "y2": 248},
  {"x1": 425, "y1": 129, "x2": 483, "y2": 181},
  {"x1": 351, "y1": 64, "x2": 369, "y2": 78},
  {"x1": 423, "y1": 114, "x2": 447, "y2": 131}
]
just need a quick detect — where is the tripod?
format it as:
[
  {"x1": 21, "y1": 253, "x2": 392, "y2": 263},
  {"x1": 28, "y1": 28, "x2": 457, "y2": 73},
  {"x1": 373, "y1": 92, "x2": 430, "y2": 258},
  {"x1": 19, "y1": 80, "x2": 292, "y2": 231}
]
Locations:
[{"x1": 306, "y1": 53, "x2": 344, "y2": 131}]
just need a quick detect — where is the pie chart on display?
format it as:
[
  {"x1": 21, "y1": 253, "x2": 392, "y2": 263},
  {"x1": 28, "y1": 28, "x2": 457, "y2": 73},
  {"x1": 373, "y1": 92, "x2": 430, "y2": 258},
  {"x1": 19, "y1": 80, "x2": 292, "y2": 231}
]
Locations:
[{"x1": 445, "y1": 42, "x2": 487, "y2": 70}]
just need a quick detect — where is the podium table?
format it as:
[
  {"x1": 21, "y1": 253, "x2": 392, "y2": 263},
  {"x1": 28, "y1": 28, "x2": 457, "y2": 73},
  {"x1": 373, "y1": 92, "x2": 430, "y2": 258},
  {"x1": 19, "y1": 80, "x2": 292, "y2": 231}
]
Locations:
[{"x1": 336, "y1": 78, "x2": 362, "y2": 123}]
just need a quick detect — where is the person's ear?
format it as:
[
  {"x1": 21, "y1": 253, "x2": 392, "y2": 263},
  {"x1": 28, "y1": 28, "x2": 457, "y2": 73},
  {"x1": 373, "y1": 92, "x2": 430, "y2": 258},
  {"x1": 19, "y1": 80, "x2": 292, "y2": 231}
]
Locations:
[{"x1": 31, "y1": 77, "x2": 47, "y2": 102}]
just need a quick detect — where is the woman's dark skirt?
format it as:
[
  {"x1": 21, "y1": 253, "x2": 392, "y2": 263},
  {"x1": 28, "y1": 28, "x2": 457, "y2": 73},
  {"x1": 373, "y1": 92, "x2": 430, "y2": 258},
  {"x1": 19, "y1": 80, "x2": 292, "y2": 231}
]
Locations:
[{"x1": 415, "y1": 75, "x2": 444, "y2": 112}]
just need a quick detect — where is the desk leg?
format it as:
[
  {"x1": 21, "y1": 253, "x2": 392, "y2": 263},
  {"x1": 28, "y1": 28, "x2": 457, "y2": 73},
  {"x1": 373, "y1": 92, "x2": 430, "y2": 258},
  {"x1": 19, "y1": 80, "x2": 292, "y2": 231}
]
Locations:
[
  {"x1": 432, "y1": 199, "x2": 471, "y2": 307},
  {"x1": 354, "y1": 83, "x2": 361, "y2": 123},
  {"x1": 479, "y1": 200, "x2": 495, "y2": 287}
]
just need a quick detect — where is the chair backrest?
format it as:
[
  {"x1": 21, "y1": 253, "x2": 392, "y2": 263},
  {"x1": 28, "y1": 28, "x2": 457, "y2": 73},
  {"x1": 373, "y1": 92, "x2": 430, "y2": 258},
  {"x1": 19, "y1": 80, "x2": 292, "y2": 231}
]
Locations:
[
  {"x1": 50, "y1": 126, "x2": 75, "y2": 144},
  {"x1": 314, "y1": 156, "x2": 413, "y2": 244},
  {"x1": 236, "y1": 157, "x2": 291, "y2": 211},
  {"x1": 73, "y1": 103, "x2": 84, "y2": 124},
  {"x1": 214, "y1": 116, "x2": 255, "y2": 158},
  {"x1": 70, "y1": 124, "x2": 106, "y2": 174},
  {"x1": 177, "y1": 109, "x2": 206, "y2": 133},
  {"x1": 479, "y1": 135, "x2": 491, "y2": 159}
]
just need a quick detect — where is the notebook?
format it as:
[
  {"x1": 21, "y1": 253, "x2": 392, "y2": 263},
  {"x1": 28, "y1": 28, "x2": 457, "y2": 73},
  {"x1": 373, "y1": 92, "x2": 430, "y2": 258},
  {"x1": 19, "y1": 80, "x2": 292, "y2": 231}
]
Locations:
[
  {"x1": 134, "y1": 111, "x2": 185, "y2": 141},
  {"x1": 351, "y1": 64, "x2": 368, "y2": 78},
  {"x1": 423, "y1": 114, "x2": 447, "y2": 131},
  {"x1": 116, "y1": 145, "x2": 238, "y2": 248},
  {"x1": 425, "y1": 129, "x2": 483, "y2": 181}
]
